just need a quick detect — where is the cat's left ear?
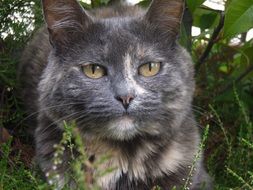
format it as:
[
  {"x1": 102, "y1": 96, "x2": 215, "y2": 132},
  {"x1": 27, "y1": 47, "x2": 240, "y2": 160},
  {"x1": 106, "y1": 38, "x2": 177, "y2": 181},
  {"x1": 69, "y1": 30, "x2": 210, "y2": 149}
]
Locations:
[
  {"x1": 144, "y1": 0, "x2": 184, "y2": 38},
  {"x1": 42, "y1": 0, "x2": 92, "y2": 50}
]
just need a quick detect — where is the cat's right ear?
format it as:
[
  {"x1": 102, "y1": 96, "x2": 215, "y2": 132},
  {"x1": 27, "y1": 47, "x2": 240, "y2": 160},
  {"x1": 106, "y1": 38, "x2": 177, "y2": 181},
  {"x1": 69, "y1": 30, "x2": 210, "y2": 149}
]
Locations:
[
  {"x1": 144, "y1": 0, "x2": 184, "y2": 39},
  {"x1": 42, "y1": 0, "x2": 92, "y2": 49}
]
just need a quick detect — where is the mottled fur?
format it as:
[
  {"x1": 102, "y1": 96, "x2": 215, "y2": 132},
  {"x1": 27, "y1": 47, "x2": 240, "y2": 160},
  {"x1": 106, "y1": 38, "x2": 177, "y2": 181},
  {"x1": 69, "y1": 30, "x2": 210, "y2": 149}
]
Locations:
[{"x1": 19, "y1": 0, "x2": 212, "y2": 189}]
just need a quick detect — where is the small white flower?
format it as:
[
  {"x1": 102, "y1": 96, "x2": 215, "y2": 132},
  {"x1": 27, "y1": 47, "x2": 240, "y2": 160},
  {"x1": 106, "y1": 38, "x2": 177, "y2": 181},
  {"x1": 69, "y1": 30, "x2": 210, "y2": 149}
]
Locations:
[
  {"x1": 55, "y1": 174, "x2": 60, "y2": 179},
  {"x1": 48, "y1": 180, "x2": 53, "y2": 185},
  {"x1": 54, "y1": 152, "x2": 59, "y2": 157}
]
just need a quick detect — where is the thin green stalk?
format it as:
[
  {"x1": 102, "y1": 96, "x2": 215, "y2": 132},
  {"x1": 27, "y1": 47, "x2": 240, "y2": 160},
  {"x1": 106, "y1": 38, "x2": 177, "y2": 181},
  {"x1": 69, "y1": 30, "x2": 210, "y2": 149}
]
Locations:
[
  {"x1": 226, "y1": 167, "x2": 253, "y2": 190},
  {"x1": 183, "y1": 125, "x2": 210, "y2": 190},
  {"x1": 209, "y1": 104, "x2": 232, "y2": 160}
]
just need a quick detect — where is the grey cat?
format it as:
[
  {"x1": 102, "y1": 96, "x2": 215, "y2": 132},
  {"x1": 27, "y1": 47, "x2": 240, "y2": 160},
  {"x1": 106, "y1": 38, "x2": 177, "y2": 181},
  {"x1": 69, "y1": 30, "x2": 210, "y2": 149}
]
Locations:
[{"x1": 19, "y1": 0, "x2": 212, "y2": 189}]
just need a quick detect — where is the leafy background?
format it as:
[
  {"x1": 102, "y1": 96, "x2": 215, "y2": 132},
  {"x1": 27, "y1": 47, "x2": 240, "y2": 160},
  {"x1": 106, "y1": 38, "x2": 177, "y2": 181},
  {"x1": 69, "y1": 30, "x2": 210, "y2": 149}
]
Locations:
[{"x1": 0, "y1": 0, "x2": 253, "y2": 189}]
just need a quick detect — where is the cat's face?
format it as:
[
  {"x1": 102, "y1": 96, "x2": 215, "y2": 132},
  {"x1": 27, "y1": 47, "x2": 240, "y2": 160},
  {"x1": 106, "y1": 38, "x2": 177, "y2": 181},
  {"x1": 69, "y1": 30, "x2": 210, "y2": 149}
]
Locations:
[{"x1": 39, "y1": 0, "x2": 194, "y2": 140}]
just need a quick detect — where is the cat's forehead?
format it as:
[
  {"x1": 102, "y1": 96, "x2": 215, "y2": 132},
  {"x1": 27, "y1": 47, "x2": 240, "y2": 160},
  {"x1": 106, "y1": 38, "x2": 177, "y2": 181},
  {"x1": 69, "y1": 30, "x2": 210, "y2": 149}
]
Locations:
[
  {"x1": 62, "y1": 18, "x2": 170, "y2": 66},
  {"x1": 84, "y1": 19, "x2": 162, "y2": 59},
  {"x1": 98, "y1": 19, "x2": 141, "y2": 44}
]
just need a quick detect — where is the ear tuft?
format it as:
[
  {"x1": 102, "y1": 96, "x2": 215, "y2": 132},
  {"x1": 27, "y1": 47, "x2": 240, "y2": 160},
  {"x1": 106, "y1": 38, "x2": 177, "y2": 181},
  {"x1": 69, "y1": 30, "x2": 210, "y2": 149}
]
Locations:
[
  {"x1": 145, "y1": 0, "x2": 184, "y2": 38},
  {"x1": 42, "y1": 0, "x2": 92, "y2": 48}
]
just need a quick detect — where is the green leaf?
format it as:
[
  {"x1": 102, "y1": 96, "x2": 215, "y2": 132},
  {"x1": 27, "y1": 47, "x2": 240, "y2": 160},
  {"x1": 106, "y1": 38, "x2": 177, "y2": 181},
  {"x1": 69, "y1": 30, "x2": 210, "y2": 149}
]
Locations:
[
  {"x1": 223, "y1": 0, "x2": 253, "y2": 38},
  {"x1": 219, "y1": 65, "x2": 229, "y2": 73},
  {"x1": 186, "y1": 0, "x2": 205, "y2": 13},
  {"x1": 193, "y1": 8, "x2": 219, "y2": 31},
  {"x1": 179, "y1": 22, "x2": 191, "y2": 52},
  {"x1": 180, "y1": 9, "x2": 192, "y2": 52},
  {"x1": 241, "y1": 47, "x2": 253, "y2": 66},
  {"x1": 79, "y1": 1, "x2": 91, "y2": 9},
  {"x1": 137, "y1": 0, "x2": 151, "y2": 7}
]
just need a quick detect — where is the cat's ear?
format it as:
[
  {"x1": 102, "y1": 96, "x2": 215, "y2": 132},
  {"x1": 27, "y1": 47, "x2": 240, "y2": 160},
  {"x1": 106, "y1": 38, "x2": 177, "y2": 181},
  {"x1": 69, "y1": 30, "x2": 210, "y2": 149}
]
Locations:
[
  {"x1": 144, "y1": 0, "x2": 184, "y2": 38},
  {"x1": 42, "y1": 0, "x2": 92, "y2": 49}
]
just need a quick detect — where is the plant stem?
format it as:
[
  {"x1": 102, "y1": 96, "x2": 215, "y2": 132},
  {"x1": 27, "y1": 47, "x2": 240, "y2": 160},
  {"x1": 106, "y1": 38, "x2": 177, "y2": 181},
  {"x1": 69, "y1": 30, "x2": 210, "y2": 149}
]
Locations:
[{"x1": 195, "y1": 12, "x2": 225, "y2": 72}]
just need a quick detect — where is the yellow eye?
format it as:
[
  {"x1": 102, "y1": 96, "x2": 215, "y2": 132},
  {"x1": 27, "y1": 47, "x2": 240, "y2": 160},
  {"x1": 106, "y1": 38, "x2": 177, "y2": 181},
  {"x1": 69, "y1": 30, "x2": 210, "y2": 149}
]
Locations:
[
  {"x1": 138, "y1": 62, "x2": 161, "y2": 77},
  {"x1": 82, "y1": 64, "x2": 106, "y2": 79}
]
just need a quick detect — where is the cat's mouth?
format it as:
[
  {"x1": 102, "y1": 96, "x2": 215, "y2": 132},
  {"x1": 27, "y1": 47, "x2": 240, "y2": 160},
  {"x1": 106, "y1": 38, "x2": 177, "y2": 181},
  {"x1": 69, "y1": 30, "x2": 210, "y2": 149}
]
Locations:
[{"x1": 121, "y1": 111, "x2": 131, "y2": 116}]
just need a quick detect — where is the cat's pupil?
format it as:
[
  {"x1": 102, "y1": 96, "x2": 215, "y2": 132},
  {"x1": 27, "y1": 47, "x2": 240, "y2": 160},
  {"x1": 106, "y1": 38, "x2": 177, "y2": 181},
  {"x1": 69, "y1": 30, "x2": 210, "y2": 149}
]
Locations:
[
  {"x1": 149, "y1": 63, "x2": 152, "y2": 72},
  {"x1": 92, "y1": 65, "x2": 96, "y2": 74}
]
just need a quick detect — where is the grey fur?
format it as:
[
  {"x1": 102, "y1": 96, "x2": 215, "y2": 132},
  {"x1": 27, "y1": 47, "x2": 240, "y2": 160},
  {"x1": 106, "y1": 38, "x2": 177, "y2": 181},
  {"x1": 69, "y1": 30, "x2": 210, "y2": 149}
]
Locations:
[{"x1": 19, "y1": 0, "x2": 212, "y2": 189}]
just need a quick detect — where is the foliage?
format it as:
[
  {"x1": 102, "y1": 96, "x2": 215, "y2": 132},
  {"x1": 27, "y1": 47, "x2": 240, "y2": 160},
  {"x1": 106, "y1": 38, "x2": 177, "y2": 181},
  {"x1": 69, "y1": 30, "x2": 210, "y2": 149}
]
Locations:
[
  {"x1": 0, "y1": 0, "x2": 253, "y2": 190},
  {"x1": 45, "y1": 121, "x2": 103, "y2": 190},
  {"x1": 186, "y1": 0, "x2": 206, "y2": 13},
  {"x1": 0, "y1": 139, "x2": 44, "y2": 190},
  {"x1": 223, "y1": 0, "x2": 253, "y2": 38}
]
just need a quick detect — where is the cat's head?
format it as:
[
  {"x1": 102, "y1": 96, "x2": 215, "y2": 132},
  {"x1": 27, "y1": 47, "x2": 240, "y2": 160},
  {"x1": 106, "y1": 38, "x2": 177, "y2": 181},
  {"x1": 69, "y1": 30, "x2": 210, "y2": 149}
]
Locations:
[{"x1": 39, "y1": 0, "x2": 194, "y2": 141}]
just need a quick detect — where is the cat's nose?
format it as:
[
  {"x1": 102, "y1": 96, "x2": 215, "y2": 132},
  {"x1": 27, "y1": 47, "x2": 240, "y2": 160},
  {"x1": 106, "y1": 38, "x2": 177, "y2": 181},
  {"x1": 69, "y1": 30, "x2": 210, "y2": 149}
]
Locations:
[{"x1": 116, "y1": 95, "x2": 134, "y2": 110}]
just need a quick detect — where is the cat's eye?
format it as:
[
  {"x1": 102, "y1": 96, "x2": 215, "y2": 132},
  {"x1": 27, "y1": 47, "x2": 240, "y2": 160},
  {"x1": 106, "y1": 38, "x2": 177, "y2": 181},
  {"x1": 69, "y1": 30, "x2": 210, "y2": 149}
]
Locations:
[
  {"x1": 82, "y1": 64, "x2": 106, "y2": 79},
  {"x1": 138, "y1": 62, "x2": 161, "y2": 77}
]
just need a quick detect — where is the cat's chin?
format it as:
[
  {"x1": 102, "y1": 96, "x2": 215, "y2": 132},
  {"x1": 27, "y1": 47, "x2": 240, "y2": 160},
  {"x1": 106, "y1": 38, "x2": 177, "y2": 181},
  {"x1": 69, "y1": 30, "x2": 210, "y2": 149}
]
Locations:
[{"x1": 105, "y1": 116, "x2": 139, "y2": 140}]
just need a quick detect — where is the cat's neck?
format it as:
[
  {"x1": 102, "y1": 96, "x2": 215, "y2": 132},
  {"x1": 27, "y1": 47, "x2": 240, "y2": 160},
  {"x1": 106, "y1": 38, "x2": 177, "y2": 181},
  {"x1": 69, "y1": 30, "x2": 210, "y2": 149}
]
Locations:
[{"x1": 82, "y1": 116, "x2": 199, "y2": 189}]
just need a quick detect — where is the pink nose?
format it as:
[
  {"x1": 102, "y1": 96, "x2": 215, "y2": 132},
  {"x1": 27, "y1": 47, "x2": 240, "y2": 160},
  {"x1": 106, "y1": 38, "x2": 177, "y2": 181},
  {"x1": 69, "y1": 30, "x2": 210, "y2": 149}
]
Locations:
[{"x1": 116, "y1": 95, "x2": 134, "y2": 110}]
